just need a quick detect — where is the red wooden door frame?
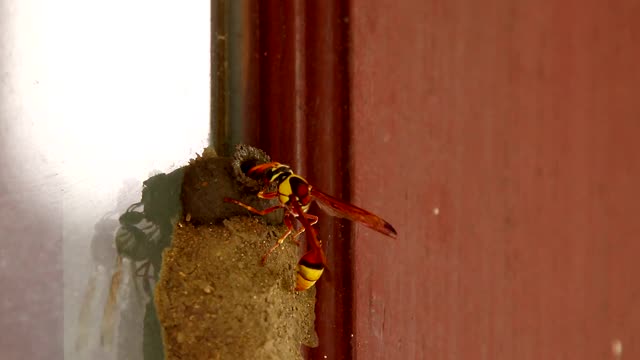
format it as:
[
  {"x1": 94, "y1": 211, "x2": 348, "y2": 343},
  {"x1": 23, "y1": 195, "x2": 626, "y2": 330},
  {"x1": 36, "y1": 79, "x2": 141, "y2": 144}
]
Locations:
[
  {"x1": 240, "y1": 1, "x2": 354, "y2": 359},
  {"x1": 226, "y1": 1, "x2": 640, "y2": 359}
]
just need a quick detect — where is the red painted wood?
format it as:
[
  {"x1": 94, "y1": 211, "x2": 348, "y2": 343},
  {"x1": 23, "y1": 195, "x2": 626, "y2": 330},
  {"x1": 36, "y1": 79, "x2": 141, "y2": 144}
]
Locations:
[
  {"x1": 244, "y1": 1, "x2": 310, "y2": 174},
  {"x1": 303, "y1": 2, "x2": 353, "y2": 359},
  {"x1": 243, "y1": 1, "x2": 353, "y2": 358},
  {"x1": 350, "y1": 1, "x2": 640, "y2": 359}
]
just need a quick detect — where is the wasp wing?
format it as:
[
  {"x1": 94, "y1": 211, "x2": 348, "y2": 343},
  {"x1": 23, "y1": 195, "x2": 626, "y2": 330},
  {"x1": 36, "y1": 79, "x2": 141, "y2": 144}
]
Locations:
[{"x1": 310, "y1": 187, "x2": 397, "y2": 238}]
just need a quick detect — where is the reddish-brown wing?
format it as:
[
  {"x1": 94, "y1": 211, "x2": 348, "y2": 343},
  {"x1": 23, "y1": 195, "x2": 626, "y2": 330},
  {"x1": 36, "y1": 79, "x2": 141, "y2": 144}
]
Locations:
[{"x1": 310, "y1": 187, "x2": 397, "y2": 238}]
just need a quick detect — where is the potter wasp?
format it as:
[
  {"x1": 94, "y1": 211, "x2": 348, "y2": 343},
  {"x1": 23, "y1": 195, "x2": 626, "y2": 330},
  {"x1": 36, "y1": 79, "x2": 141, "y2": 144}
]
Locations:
[{"x1": 224, "y1": 162, "x2": 397, "y2": 291}]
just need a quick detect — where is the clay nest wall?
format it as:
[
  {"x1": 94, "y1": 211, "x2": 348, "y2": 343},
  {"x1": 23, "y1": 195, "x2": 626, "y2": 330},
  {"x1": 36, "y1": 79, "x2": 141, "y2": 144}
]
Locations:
[{"x1": 154, "y1": 147, "x2": 318, "y2": 360}]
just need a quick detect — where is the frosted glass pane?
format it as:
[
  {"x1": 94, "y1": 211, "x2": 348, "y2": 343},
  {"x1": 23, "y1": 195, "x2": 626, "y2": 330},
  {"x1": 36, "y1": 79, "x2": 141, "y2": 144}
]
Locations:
[{"x1": 0, "y1": 1, "x2": 210, "y2": 358}]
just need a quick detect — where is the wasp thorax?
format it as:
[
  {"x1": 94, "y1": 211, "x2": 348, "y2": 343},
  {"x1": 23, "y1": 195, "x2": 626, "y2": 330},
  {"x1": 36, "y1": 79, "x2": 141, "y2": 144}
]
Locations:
[{"x1": 268, "y1": 165, "x2": 293, "y2": 183}]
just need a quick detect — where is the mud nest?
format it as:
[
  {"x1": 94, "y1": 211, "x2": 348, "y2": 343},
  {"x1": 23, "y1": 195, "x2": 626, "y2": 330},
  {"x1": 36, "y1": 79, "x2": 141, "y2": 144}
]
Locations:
[{"x1": 154, "y1": 147, "x2": 318, "y2": 360}]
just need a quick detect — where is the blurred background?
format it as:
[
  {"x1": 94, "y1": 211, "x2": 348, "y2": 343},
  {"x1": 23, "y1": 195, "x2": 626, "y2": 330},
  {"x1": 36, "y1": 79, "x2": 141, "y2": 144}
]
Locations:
[{"x1": 1, "y1": 1, "x2": 209, "y2": 359}]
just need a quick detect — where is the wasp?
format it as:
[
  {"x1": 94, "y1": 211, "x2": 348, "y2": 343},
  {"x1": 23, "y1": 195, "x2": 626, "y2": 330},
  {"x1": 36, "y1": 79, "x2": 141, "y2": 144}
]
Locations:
[{"x1": 224, "y1": 162, "x2": 397, "y2": 290}]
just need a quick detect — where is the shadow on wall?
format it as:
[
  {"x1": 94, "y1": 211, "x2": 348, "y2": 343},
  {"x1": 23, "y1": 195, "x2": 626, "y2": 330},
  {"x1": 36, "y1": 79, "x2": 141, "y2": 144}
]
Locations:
[{"x1": 74, "y1": 170, "x2": 184, "y2": 360}]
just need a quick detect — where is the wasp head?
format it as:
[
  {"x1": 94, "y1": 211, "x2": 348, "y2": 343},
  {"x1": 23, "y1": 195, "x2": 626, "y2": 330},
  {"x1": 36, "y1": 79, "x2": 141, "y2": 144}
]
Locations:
[{"x1": 246, "y1": 162, "x2": 293, "y2": 185}]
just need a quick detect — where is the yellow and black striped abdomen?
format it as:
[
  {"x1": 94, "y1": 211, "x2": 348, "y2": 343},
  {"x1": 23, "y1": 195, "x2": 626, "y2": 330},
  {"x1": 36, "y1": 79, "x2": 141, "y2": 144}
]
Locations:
[{"x1": 295, "y1": 249, "x2": 325, "y2": 291}]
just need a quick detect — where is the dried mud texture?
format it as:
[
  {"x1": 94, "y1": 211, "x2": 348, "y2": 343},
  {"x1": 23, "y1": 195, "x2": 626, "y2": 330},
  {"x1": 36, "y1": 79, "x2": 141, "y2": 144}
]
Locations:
[
  {"x1": 155, "y1": 216, "x2": 318, "y2": 360},
  {"x1": 180, "y1": 147, "x2": 282, "y2": 225}
]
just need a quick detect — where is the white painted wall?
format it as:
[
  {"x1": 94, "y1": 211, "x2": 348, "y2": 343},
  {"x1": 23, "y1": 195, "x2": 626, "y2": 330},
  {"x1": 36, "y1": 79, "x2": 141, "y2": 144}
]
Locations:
[{"x1": 0, "y1": 1, "x2": 210, "y2": 358}]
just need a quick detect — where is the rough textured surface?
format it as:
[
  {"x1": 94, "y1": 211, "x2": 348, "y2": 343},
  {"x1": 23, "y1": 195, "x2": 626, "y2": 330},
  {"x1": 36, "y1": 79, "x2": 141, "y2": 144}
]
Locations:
[
  {"x1": 155, "y1": 217, "x2": 318, "y2": 360},
  {"x1": 350, "y1": 1, "x2": 640, "y2": 359},
  {"x1": 155, "y1": 148, "x2": 318, "y2": 359},
  {"x1": 241, "y1": 3, "x2": 354, "y2": 358},
  {"x1": 180, "y1": 148, "x2": 282, "y2": 225}
]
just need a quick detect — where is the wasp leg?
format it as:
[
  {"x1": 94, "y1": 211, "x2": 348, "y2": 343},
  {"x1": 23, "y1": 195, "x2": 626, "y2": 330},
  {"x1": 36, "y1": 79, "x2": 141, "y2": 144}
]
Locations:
[
  {"x1": 276, "y1": 214, "x2": 318, "y2": 247},
  {"x1": 257, "y1": 190, "x2": 279, "y2": 200},
  {"x1": 289, "y1": 213, "x2": 319, "y2": 245},
  {"x1": 289, "y1": 227, "x2": 304, "y2": 246},
  {"x1": 261, "y1": 213, "x2": 297, "y2": 264},
  {"x1": 224, "y1": 198, "x2": 284, "y2": 215},
  {"x1": 306, "y1": 214, "x2": 319, "y2": 226}
]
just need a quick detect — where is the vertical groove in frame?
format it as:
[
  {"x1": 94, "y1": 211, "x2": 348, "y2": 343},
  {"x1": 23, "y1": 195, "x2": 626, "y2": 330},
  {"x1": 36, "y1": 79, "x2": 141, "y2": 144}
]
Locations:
[
  {"x1": 292, "y1": 0, "x2": 307, "y2": 174},
  {"x1": 212, "y1": 0, "x2": 249, "y2": 155},
  {"x1": 242, "y1": 0, "x2": 261, "y2": 148},
  {"x1": 227, "y1": 0, "x2": 245, "y2": 151},
  {"x1": 211, "y1": 0, "x2": 230, "y2": 155},
  {"x1": 305, "y1": 1, "x2": 354, "y2": 359},
  {"x1": 242, "y1": 1, "x2": 353, "y2": 358},
  {"x1": 248, "y1": 2, "x2": 307, "y2": 170}
]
